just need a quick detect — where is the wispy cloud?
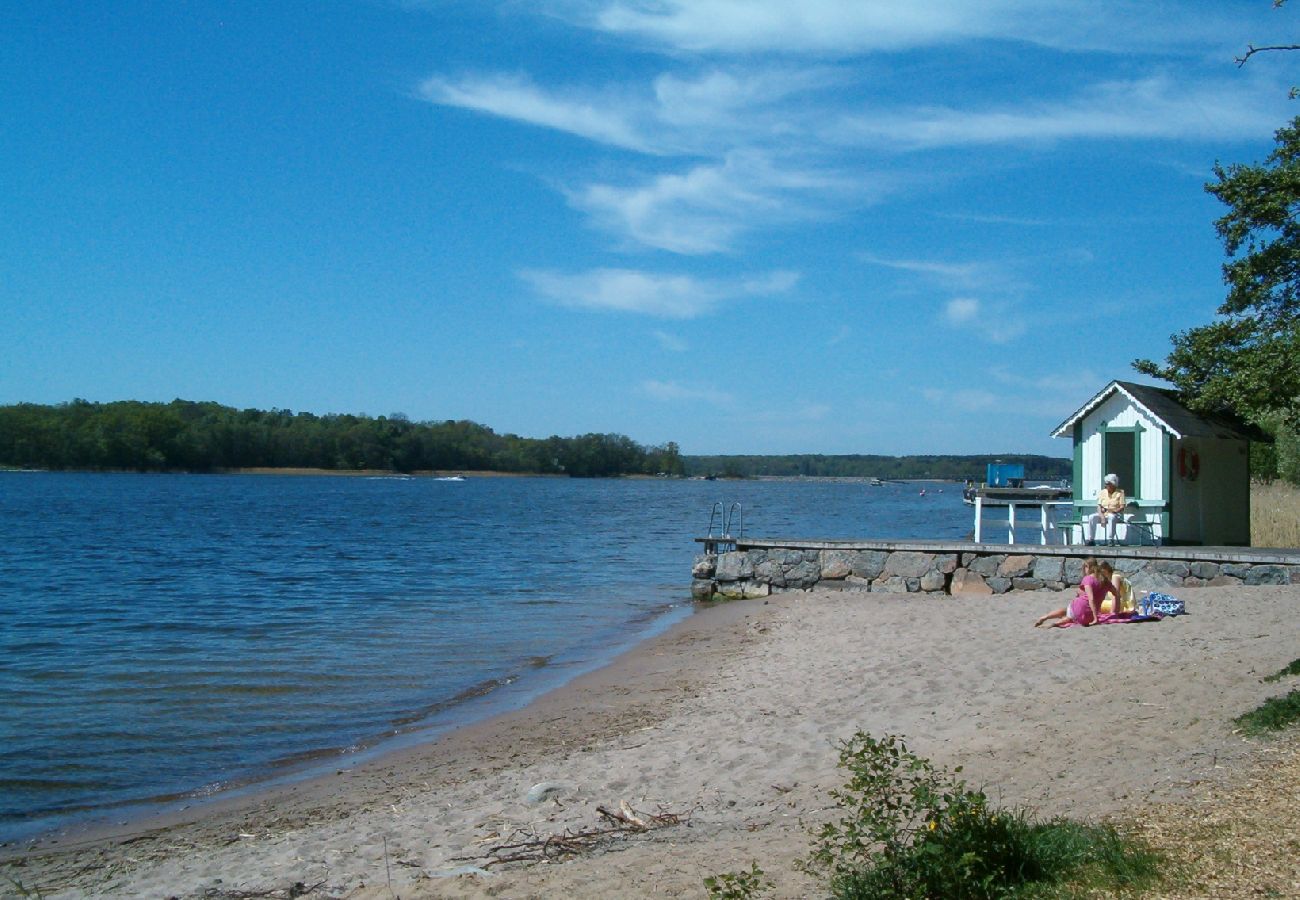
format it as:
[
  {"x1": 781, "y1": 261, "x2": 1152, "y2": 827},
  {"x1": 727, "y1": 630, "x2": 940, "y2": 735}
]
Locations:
[
  {"x1": 836, "y1": 76, "x2": 1280, "y2": 150},
  {"x1": 520, "y1": 267, "x2": 799, "y2": 318},
  {"x1": 939, "y1": 296, "x2": 1026, "y2": 344},
  {"x1": 922, "y1": 386, "x2": 1000, "y2": 412},
  {"x1": 652, "y1": 329, "x2": 689, "y2": 352},
  {"x1": 640, "y1": 379, "x2": 734, "y2": 405},
  {"x1": 419, "y1": 73, "x2": 652, "y2": 152},
  {"x1": 861, "y1": 254, "x2": 1017, "y2": 294},
  {"x1": 570, "y1": 152, "x2": 854, "y2": 254},
  {"x1": 585, "y1": 0, "x2": 1247, "y2": 55}
]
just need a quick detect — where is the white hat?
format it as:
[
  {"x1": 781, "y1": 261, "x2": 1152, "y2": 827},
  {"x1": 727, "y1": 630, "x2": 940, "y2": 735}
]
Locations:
[{"x1": 1104, "y1": 473, "x2": 1119, "y2": 485}]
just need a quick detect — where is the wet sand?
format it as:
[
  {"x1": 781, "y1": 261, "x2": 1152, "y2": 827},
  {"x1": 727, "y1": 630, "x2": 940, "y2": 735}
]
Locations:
[{"x1": 3, "y1": 584, "x2": 1298, "y2": 898}]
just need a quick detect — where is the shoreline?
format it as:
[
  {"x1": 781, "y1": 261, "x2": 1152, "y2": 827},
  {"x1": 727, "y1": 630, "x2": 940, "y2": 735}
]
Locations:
[
  {"x1": 5, "y1": 584, "x2": 1298, "y2": 898},
  {"x1": 0, "y1": 598, "x2": 696, "y2": 852}
]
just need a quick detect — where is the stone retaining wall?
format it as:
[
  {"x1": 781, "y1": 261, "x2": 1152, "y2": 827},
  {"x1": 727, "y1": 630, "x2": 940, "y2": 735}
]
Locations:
[{"x1": 690, "y1": 543, "x2": 1300, "y2": 600}]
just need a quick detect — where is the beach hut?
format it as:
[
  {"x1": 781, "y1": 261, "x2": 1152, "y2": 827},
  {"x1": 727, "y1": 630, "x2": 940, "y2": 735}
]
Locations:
[{"x1": 1051, "y1": 380, "x2": 1258, "y2": 546}]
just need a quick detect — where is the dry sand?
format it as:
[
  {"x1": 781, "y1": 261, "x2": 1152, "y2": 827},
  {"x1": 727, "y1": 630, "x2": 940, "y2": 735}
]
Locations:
[{"x1": 3, "y1": 584, "x2": 1298, "y2": 899}]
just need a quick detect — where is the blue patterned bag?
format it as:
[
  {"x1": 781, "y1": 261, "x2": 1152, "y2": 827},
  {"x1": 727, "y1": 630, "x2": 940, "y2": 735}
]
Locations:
[{"x1": 1146, "y1": 592, "x2": 1186, "y2": 616}]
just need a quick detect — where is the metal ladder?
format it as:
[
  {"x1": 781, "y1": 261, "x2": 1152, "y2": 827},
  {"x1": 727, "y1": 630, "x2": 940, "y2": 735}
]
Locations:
[{"x1": 703, "y1": 501, "x2": 743, "y2": 553}]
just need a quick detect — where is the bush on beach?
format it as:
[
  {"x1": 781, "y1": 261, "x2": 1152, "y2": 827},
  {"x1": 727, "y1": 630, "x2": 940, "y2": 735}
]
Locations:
[
  {"x1": 707, "y1": 732, "x2": 1165, "y2": 899},
  {"x1": 806, "y1": 733, "x2": 1164, "y2": 899}
]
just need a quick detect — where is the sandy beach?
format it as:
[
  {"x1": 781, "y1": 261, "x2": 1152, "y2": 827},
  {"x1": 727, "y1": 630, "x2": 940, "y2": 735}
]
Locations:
[{"x1": 3, "y1": 583, "x2": 1298, "y2": 899}]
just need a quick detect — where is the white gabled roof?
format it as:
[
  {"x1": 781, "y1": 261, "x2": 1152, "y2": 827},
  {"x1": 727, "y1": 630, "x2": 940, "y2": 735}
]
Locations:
[{"x1": 1051, "y1": 380, "x2": 1256, "y2": 441}]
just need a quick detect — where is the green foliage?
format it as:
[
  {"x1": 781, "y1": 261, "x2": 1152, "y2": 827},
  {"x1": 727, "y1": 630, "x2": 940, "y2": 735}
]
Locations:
[
  {"x1": 1135, "y1": 116, "x2": 1300, "y2": 430},
  {"x1": 1263, "y1": 657, "x2": 1300, "y2": 683},
  {"x1": 1234, "y1": 689, "x2": 1300, "y2": 734},
  {"x1": 682, "y1": 454, "x2": 1069, "y2": 481},
  {"x1": 807, "y1": 732, "x2": 1164, "y2": 899},
  {"x1": 0, "y1": 399, "x2": 685, "y2": 478},
  {"x1": 703, "y1": 862, "x2": 772, "y2": 899}
]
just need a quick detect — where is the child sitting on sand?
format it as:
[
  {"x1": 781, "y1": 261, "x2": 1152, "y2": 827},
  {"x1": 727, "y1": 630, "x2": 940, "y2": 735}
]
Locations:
[{"x1": 1034, "y1": 559, "x2": 1118, "y2": 628}]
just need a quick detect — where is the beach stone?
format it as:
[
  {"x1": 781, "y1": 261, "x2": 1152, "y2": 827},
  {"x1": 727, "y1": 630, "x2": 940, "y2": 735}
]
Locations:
[
  {"x1": 998, "y1": 554, "x2": 1035, "y2": 577},
  {"x1": 691, "y1": 579, "x2": 715, "y2": 600},
  {"x1": 1062, "y1": 558, "x2": 1086, "y2": 583},
  {"x1": 871, "y1": 576, "x2": 912, "y2": 593},
  {"x1": 968, "y1": 555, "x2": 1004, "y2": 577},
  {"x1": 850, "y1": 550, "x2": 889, "y2": 580},
  {"x1": 884, "y1": 551, "x2": 934, "y2": 578},
  {"x1": 775, "y1": 548, "x2": 803, "y2": 563},
  {"x1": 754, "y1": 559, "x2": 785, "y2": 587},
  {"x1": 1292, "y1": 567, "x2": 1300, "y2": 584},
  {"x1": 1151, "y1": 560, "x2": 1190, "y2": 579},
  {"x1": 819, "y1": 549, "x2": 854, "y2": 579},
  {"x1": 745, "y1": 549, "x2": 769, "y2": 566},
  {"x1": 919, "y1": 570, "x2": 947, "y2": 592},
  {"x1": 986, "y1": 576, "x2": 1012, "y2": 594},
  {"x1": 742, "y1": 581, "x2": 772, "y2": 598},
  {"x1": 526, "y1": 782, "x2": 568, "y2": 805},
  {"x1": 785, "y1": 560, "x2": 821, "y2": 588},
  {"x1": 1011, "y1": 577, "x2": 1044, "y2": 591},
  {"x1": 691, "y1": 554, "x2": 716, "y2": 578},
  {"x1": 1206, "y1": 575, "x2": 1243, "y2": 587},
  {"x1": 1127, "y1": 570, "x2": 1184, "y2": 591},
  {"x1": 950, "y1": 568, "x2": 993, "y2": 595},
  {"x1": 1245, "y1": 565, "x2": 1291, "y2": 585},
  {"x1": 1190, "y1": 561, "x2": 1221, "y2": 580},
  {"x1": 1032, "y1": 557, "x2": 1064, "y2": 583},
  {"x1": 933, "y1": 553, "x2": 959, "y2": 574},
  {"x1": 714, "y1": 551, "x2": 752, "y2": 582},
  {"x1": 1221, "y1": 563, "x2": 1252, "y2": 579}
]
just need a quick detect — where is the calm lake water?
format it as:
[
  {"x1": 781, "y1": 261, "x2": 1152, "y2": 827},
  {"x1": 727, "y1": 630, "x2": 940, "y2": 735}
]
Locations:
[{"x1": 0, "y1": 472, "x2": 971, "y2": 842}]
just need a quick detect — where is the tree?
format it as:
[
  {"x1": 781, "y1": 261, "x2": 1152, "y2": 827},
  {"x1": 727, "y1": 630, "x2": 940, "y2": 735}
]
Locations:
[{"x1": 1133, "y1": 116, "x2": 1300, "y2": 425}]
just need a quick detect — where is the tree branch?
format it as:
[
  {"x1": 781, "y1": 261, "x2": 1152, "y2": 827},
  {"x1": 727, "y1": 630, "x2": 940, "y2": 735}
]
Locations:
[{"x1": 1236, "y1": 43, "x2": 1300, "y2": 68}]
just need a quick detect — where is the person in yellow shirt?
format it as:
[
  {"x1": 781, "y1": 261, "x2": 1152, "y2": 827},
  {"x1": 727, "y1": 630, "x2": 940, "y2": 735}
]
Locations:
[{"x1": 1085, "y1": 473, "x2": 1126, "y2": 545}]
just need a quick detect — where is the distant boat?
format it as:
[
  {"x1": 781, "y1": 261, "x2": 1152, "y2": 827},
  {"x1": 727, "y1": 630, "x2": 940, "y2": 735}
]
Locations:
[
  {"x1": 435, "y1": 475, "x2": 466, "y2": 482},
  {"x1": 869, "y1": 478, "x2": 884, "y2": 486},
  {"x1": 919, "y1": 489, "x2": 927, "y2": 496}
]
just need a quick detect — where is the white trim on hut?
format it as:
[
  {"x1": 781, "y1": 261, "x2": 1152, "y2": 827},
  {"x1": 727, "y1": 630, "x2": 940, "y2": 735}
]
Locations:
[{"x1": 1051, "y1": 380, "x2": 1255, "y2": 546}]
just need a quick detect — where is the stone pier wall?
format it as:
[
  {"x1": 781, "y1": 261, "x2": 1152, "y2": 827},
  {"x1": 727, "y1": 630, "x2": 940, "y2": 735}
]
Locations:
[{"x1": 690, "y1": 541, "x2": 1300, "y2": 600}]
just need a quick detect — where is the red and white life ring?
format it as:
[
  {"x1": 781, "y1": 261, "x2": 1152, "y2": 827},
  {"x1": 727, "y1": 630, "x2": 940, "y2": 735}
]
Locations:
[{"x1": 1178, "y1": 446, "x2": 1200, "y2": 481}]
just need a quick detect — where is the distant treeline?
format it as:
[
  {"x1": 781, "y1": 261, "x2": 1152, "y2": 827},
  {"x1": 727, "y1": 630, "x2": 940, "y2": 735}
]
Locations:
[
  {"x1": 680, "y1": 454, "x2": 1071, "y2": 481},
  {"x1": 0, "y1": 400, "x2": 685, "y2": 478}
]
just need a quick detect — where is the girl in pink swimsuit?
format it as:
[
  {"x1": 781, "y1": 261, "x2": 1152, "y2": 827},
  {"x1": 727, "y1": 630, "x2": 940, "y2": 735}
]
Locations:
[{"x1": 1034, "y1": 560, "x2": 1118, "y2": 628}]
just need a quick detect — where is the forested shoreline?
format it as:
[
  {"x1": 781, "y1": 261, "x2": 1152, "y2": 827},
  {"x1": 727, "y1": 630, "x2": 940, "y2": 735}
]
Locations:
[
  {"x1": 0, "y1": 399, "x2": 1070, "y2": 480},
  {"x1": 0, "y1": 400, "x2": 684, "y2": 477}
]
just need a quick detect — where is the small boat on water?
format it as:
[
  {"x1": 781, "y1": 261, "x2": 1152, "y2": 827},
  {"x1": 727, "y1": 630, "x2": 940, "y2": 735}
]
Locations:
[
  {"x1": 435, "y1": 475, "x2": 466, "y2": 482},
  {"x1": 869, "y1": 477, "x2": 884, "y2": 486}
]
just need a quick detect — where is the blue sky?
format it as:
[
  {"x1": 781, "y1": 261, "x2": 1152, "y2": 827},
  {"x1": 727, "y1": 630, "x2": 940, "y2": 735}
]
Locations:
[{"x1": 2, "y1": 2, "x2": 1296, "y2": 456}]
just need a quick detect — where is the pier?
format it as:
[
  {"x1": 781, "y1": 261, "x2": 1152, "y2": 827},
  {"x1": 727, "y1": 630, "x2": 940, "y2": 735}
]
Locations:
[{"x1": 691, "y1": 538, "x2": 1300, "y2": 600}]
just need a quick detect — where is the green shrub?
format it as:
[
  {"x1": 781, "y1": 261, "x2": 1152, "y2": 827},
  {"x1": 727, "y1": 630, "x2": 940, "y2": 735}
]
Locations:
[
  {"x1": 1235, "y1": 689, "x2": 1300, "y2": 734},
  {"x1": 1263, "y1": 658, "x2": 1300, "y2": 683},
  {"x1": 703, "y1": 862, "x2": 771, "y2": 899},
  {"x1": 807, "y1": 732, "x2": 1164, "y2": 899}
]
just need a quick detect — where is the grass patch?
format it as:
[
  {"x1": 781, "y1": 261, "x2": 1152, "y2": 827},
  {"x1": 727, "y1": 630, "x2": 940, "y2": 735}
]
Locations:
[
  {"x1": 1263, "y1": 657, "x2": 1300, "y2": 683},
  {"x1": 1234, "y1": 689, "x2": 1300, "y2": 735},
  {"x1": 1250, "y1": 480, "x2": 1300, "y2": 548},
  {"x1": 805, "y1": 733, "x2": 1165, "y2": 900}
]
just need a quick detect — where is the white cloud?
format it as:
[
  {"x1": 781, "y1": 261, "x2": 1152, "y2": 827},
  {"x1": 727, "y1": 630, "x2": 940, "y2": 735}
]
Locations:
[
  {"x1": 922, "y1": 387, "x2": 1001, "y2": 412},
  {"x1": 593, "y1": 0, "x2": 1058, "y2": 53},
  {"x1": 419, "y1": 73, "x2": 652, "y2": 152},
  {"x1": 571, "y1": 152, "x2": 854, "y2": 253},
  {"x1": 862, "y1": 254, "x2": 1001, "y2": 291},
  {"x1": 944, "y1": 297, "x2": 980, "y2": 325},
  {"x1": 640, "y1": 379, "x2": 734, "y2": 405},
  {"x1": 586, "y1": 0, "x2": 1247, "y2": 55},
  {"x1": 652, "y1": 330, "x2": 689, "y2": 352},
  {"x1": 836, "y1": 76, "x2": 1281, "y2": 150},
  {"x1": 519, "y1": 267, "x2": 799, "y2": 318}
]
